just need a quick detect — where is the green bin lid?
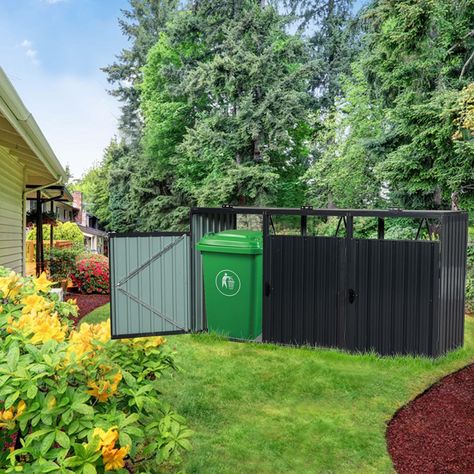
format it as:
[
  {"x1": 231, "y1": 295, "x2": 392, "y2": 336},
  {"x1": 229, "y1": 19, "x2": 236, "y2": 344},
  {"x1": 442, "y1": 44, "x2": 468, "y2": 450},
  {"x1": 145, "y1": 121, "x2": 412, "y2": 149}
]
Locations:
[{"x1": 196, "y1": 230, "x2": 263, "y2": 255}]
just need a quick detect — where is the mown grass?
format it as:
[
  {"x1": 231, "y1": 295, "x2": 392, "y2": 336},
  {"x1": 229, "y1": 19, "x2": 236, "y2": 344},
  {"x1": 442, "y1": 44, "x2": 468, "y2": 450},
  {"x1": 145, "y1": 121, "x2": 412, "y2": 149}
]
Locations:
[
  {"x1": 78, "y1": 303, "x2": 110, "y2": 326},
  {"x1": 84, "y1": 304, "x2": 474, "y2": 473}
]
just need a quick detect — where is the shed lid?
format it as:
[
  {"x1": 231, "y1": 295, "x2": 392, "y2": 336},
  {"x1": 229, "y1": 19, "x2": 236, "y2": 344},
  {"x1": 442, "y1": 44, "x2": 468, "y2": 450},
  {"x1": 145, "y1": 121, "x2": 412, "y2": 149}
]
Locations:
[{"x1": 196, "y1": 230, "x2": 263, "y2": 254}]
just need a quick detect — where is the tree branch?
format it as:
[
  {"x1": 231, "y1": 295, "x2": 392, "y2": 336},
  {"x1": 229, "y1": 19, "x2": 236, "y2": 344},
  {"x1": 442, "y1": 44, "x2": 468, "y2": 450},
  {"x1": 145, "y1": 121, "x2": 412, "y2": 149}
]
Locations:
[
  {"x1": 447, "y1": 29, "x2": 474, "y2": 54},
  {"x1": 460, "y1": 50, "x2": 474, "y2": 79}
]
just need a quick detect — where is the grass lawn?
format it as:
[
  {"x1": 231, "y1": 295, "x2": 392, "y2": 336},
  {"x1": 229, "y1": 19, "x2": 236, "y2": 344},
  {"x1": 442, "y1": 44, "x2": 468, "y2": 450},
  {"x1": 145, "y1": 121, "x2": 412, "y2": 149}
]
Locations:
[
  {"x1": 86, "y1": 304, "x2": 474, "y2": 473},
  {"x1": 78, "y1": 303, "x2": 111, "y2": 325}
]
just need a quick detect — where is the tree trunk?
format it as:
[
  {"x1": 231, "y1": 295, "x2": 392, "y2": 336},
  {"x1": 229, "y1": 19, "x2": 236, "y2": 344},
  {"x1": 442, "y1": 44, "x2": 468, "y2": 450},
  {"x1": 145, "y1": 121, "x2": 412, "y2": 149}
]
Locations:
[{"x1": 434, "y1": 187, "x2": 442, "y2": 208}]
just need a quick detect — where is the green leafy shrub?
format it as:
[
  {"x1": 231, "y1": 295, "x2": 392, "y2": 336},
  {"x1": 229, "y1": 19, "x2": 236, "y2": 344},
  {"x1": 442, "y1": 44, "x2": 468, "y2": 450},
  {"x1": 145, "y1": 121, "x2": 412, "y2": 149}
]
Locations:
[
  {"x1": 27, "y1": 222, "x2": 84, "y2": 244},
  {"x1": 49, "y1": 245, "x2": 83, "y2": 281},
  {"x1": 71, "y1": 255, "x2": 110, "y2": 294},
  {"x1": 0, "y1": 268, "x2": 191, "y2": 472}
]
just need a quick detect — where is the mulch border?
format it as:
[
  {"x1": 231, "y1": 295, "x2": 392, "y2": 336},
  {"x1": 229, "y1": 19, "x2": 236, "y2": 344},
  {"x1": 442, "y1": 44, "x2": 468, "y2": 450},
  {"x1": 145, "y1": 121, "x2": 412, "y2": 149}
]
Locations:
[{"x1": 386, "y1": 362, "x2": 474, "y2": 473}]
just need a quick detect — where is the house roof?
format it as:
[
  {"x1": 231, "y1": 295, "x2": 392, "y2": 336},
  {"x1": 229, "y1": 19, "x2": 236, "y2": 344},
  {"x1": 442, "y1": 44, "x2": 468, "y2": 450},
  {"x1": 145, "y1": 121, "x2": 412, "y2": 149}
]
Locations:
[
  {"x1": 77, "y1": 224, "x2": 108, "y2": 238},
  {"x1": 0, "y1": 68, "x2": 67, "y2": 185}
]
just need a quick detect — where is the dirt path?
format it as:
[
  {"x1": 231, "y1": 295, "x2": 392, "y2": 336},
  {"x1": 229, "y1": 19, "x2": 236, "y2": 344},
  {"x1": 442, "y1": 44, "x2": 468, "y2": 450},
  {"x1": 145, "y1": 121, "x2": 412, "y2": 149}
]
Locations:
[{"x1": 387, "y1": 363, "x2": 474, "y2": 473}]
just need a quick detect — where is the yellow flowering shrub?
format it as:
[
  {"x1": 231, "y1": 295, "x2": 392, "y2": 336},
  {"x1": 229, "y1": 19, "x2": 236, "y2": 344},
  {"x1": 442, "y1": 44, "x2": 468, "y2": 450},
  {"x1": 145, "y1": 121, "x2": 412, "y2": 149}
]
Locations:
[{"x1": 0, "y1": 267, "x2": 191, "y2": 472}]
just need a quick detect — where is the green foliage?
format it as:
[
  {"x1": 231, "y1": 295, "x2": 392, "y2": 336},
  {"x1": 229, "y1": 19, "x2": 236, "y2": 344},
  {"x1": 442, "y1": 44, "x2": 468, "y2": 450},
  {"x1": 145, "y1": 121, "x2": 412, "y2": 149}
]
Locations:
[
  {"x1": 49, "y1": 246, "x2": 83, "y2": 281},
  {"x1": 27, "y1": 222, "x2": 84, "y2": 244},
  {"x1": 305, "y1": 0, "x2": 474, "y2": 211},
  {"x1": 141, "y1": 2, "x2": 316, "y2": 212},
  {"x1": 0, "y1": 270, "x2": 190, "y2": 472},
  {"x1": 102, "y1": 0, "x2": 179, "y2": 143},
  {"x1": 83, "y1": 0, "x2": 473, "y2": 233},
  {"x1": 285, "y1": 0, "x2": 356, "y2": 108}
]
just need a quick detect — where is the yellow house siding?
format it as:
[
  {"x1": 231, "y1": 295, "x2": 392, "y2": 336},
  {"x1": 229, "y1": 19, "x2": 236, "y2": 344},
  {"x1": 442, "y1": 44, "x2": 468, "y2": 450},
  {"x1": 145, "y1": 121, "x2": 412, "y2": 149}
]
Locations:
[{"x1": 0, "y1": 148, "x2": 25, "y2": 273}]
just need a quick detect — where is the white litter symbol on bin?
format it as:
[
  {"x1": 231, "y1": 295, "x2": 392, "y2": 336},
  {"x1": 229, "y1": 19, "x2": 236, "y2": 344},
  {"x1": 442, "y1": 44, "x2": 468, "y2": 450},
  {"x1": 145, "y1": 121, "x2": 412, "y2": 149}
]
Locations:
[
  {"x1": 222, "y1": 273, "x2": 235, "y2": 290},
  {"x1": 216, "y1": 270, "x2": 241, "y2": 296}
]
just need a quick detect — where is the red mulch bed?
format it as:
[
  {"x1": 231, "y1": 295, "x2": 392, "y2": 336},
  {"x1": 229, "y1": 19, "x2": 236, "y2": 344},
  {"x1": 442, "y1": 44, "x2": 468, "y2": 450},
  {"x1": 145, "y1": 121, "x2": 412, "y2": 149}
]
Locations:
[
  {"x1": 66, "y1": 292, "x2": 110, "y2": 324},
  {"x1": 387, "y1": 363, "x2": 474, "y2": 473}
]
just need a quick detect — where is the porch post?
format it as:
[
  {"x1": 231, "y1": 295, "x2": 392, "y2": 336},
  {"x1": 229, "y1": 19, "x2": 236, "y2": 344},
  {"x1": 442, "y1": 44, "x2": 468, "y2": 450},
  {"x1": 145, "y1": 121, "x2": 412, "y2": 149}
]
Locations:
[{"x1": 35, "y1": 191, "x2": 42, "y2": 276}]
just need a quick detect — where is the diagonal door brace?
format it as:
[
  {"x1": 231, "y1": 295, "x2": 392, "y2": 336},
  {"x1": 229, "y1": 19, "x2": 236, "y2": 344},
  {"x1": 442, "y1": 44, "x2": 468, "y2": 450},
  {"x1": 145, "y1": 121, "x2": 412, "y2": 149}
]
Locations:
[
  {"x1": 117, "y1": 287, "x2": 186, "y2": 331},
  {"x1": 116, "y1": 234, "x2": 186, "y2": 288}
]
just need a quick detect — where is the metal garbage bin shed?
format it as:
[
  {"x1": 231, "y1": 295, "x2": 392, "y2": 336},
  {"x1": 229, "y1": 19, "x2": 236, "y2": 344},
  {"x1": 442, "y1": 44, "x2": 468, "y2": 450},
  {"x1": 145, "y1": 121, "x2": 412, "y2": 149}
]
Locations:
[{"x1": 196, "y1": 230, "x2": 263, "y2": 340}]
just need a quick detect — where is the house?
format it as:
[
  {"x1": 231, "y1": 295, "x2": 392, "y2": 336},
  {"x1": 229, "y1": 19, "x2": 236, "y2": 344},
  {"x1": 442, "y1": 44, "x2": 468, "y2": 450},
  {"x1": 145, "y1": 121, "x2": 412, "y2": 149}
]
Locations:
[
  {"x1": 73, "y1": 191, "x2": 108, "y2": 255},
  {"x1": 0, "y1": 68, "x2": 70, "y2": 274},
  {"x1": 27, "y1": 196, "x2": 76, "y2": 223}
]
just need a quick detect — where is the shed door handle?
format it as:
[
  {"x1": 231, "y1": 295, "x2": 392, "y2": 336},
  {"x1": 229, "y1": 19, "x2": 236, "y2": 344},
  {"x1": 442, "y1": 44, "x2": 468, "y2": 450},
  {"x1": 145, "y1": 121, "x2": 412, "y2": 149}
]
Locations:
[
  {"x1": 265, "y1": 282, "x2": 272, "y2": 297},
  {"x1": 348, "y1": 288, "x2": 357, "y2": 304}
]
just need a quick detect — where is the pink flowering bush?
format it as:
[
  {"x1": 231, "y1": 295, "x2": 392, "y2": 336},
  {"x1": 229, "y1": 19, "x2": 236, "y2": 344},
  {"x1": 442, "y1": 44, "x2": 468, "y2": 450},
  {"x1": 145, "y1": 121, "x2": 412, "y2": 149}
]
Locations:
[{"x1": 71, "y1": 254, "x2": 110, "y2": 294}]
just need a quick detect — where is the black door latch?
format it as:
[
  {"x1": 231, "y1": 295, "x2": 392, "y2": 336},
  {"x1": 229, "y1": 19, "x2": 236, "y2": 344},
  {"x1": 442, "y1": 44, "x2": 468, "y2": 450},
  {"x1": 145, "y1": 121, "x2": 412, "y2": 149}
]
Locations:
[
  {"x1": 348, "y1": 288, "x2": 357, "y2": 304},
  {"x1": 265, "y1": 282, "x2": 272, "y2": 297}
]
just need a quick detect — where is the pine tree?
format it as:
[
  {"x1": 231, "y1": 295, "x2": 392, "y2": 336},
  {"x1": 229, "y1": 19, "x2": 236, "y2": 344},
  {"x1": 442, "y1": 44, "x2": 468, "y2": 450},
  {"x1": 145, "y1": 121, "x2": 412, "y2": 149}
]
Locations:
[
  {"x1": 284, "y1": 0, "x2": 355, "y2": 108},
  {"x1": 145, "y1": 0, "x2": 316, "y2": 208},
  {"x1": 102, "y1": 0, "x2": 179, "y2": 143}
]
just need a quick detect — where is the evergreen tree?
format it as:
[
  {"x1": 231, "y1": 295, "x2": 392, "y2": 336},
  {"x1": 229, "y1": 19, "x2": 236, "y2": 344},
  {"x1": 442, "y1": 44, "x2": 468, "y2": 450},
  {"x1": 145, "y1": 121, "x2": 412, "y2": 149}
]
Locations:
[
  {"x1": 362, "y1": 0, "x2": 474, "y2": 208},
  {"x1": 141, "y1": 1, "x2": 316, "y2": 210},
  {"x1": 102, "y1": 0, "x2": 179, "y2": 143},
  {"x1": 285, "y1": 0, "x2": 355, "y2": 108},
  {"x1": 306, "y1": 0, "x2": 474, "y2": 210}
]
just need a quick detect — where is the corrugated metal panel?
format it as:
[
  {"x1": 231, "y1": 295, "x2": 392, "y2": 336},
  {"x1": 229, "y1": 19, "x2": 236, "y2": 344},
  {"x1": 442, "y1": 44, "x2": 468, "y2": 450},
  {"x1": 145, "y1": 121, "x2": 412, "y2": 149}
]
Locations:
[
  {"x1": 438, "y1": 213, "x2": 468, "y2": 353},
  {"x1": 264, "y1": 235, "x2": 344, "y2": 347},
  {"x1": 191, "y1": 212, "x2": 236, "y2": 331},
  {"x1": 0, "y1": 148, "x2": 24, "y2": 274},
  {"x1": 264, "y1": 235, "x2": 441, "y2": 356},
  {"x1": 346, "y1": 239, "x2": 440, "y2": 356},
  {"x1": 110, "y1": 233, "x2": 190, "y2": 338}
]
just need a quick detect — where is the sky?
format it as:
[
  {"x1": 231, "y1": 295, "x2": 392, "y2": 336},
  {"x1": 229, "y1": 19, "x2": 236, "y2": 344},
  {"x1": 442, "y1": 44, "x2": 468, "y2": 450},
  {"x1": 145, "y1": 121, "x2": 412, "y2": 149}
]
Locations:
[{"x1": 1, "y1": 0, "x2": 130, "y2": 179}]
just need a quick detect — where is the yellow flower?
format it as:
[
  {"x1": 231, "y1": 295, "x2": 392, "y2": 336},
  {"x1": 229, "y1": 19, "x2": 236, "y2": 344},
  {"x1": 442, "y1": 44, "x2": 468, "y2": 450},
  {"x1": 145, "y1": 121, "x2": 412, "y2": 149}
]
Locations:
[
  {"x1": 102, "y1": 444, "x2": 130, "y2": 471},
  {"x1": 1, "y1": 408, "x2": 14, "y2": 421},
  {"x1": 9, "y1": 311, "x2": 67, "y2": 344},
  {"x1": 0, "y1": 401, "x2": 26, "y2": 428},
  {"x1": 93, "y1": 427, "x2": 119, "y2": 449},
  {"x1": 87, "y1": 376, "x2": 120, "y2": 402},
  {"x1": 67, "y1": 321, "x2": 111, "y2": 361},
  {"x1": 91, "y1": 426, "x2": 129, "y2": 470},
  {"x1": 34, "y1": 272, "x2": 53, "y2": 293},
  {"x1": 0, "y1": 272, "x2": 22, "y2": 299},
  {"x1": 16, "y1": 400, "x2": 26, "y2": 417},
  {"x1": 0, "y1": 305, "x2": 3, "y2": 313},
  {"x1": 21, "y1": 294, "x2": 53, "y2": 314}
]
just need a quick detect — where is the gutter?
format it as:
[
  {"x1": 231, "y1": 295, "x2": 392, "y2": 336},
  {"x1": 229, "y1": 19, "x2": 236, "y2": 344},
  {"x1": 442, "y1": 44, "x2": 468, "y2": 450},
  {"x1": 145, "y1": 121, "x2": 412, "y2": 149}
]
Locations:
[{"x1": 0, "y1": 68, "x2": 66, "y2": 181}]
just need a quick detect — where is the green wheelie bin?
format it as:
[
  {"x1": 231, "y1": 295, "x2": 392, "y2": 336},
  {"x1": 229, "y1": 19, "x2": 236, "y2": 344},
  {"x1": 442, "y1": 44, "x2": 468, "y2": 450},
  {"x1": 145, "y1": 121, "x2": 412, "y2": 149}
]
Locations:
[{"x1": 196, "y1": 230, "x2": 263, "y2": 340}]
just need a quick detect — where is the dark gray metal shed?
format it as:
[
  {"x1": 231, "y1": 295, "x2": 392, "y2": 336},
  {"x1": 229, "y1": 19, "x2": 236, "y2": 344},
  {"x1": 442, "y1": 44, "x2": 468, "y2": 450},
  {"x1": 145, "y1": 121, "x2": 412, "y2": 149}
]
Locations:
[{"x1": 109, "y1": 207, "x2": 468, "y2": 357}]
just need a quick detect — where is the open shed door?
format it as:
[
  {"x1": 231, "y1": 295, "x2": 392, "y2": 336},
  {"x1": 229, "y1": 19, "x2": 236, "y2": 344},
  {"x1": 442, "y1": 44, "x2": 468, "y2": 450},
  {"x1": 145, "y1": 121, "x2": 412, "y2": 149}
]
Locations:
[{"x1": 109, "y1": 232, "x2": 191, "y2": 338}]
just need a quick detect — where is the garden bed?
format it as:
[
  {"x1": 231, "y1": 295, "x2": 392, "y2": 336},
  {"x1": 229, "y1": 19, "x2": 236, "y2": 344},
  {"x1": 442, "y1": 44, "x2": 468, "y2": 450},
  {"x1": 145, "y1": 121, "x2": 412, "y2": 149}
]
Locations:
[
  {"x1": 387, "y1": 363, "x2": 474, "y2": 473},
  {"x1": 66, "y1": 291, "x2": 110, "y2": 323}
]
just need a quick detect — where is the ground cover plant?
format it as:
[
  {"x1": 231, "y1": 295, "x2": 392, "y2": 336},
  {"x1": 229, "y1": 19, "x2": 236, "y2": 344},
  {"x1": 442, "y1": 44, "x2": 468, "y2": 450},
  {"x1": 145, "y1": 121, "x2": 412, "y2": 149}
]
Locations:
[{"x1": 0, "y1": 269, "x2": 190, "y2": 472}]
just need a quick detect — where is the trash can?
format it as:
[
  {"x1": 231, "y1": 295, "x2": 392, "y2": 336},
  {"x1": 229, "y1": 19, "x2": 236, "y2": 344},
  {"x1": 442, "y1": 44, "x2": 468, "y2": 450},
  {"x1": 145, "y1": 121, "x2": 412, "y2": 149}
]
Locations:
[{"x1": 196, "y1": 230, "x2": 263, "y2": 340}]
